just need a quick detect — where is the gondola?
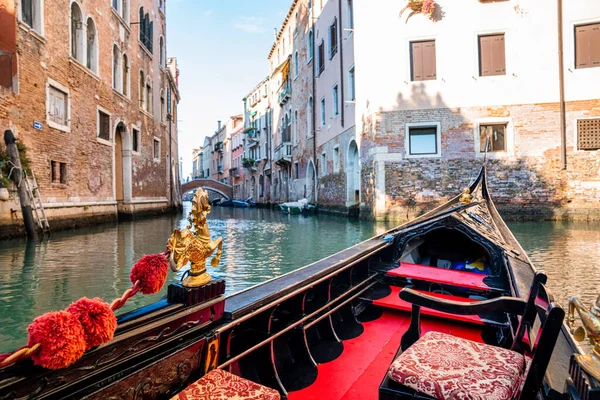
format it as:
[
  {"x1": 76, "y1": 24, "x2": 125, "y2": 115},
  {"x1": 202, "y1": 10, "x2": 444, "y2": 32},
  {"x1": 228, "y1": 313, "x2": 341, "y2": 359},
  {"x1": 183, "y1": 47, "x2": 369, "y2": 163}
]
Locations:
[{"x1": 1, "y1": 166, "x2": 599, "y2": 400}]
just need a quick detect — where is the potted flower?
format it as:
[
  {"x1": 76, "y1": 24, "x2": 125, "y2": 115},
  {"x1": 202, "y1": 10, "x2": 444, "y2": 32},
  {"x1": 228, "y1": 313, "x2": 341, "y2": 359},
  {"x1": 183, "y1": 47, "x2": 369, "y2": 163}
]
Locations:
[{"x1": 400, "y1": 0, "x2": 437, "y2": 21}]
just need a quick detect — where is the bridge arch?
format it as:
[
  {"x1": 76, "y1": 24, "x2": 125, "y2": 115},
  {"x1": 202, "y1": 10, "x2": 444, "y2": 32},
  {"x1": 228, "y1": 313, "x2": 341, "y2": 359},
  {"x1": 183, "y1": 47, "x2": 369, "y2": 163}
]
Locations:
[{"x1": 181, "y1": 179, "x2": 233, "y2": 199}]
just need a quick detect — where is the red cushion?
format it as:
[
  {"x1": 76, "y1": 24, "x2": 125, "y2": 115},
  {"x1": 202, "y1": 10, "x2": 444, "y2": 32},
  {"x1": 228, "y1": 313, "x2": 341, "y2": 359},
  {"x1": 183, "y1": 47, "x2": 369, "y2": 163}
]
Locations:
[
  {"x1": 388, "y1": 331, "x2": 528, "y2": 400},
  {"x1": 172, "y1": 369, "x2": 280, "y2": 400}
]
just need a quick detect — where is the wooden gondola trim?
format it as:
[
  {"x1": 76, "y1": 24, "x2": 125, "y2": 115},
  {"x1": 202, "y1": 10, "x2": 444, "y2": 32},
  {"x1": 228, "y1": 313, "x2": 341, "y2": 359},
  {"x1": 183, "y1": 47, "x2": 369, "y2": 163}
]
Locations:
[
  {"x1": 217, "y1": 247, "x2": 384, "y2": 333},
  {"x1": 218, "y1": 279, "x2": 378, "y2": 369}
]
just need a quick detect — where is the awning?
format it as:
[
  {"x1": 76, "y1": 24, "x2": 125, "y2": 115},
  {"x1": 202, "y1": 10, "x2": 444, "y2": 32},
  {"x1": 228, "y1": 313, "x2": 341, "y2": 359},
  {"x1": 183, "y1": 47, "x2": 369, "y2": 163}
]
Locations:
[{"x1": 271, "y1": 56, "x2": 291, "y2": 79}]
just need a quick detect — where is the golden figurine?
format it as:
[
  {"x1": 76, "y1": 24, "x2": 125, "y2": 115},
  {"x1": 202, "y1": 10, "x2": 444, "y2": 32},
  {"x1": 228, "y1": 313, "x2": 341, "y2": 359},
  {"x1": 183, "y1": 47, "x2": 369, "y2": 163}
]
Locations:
[
  {"x1": 459, "y1": 188, "x2": 472, "y2": 205},
  {"x1": 567, "y1": 295, "x2": 600, "y2": 381},
  {"x1": 167, "y1": 189, "x2": 223, "y2": 287}
]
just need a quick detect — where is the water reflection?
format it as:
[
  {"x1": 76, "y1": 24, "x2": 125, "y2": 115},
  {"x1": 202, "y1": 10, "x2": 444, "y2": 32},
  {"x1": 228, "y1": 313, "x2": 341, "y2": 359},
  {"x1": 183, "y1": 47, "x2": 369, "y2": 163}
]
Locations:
[{"x1": 0, "y1": 204, "x2": 392, "y2": 352}]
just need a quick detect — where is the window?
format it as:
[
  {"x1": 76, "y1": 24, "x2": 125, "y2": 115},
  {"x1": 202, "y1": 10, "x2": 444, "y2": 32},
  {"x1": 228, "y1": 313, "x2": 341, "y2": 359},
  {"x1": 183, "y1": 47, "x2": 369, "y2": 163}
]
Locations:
[
  {"x1": 333, "y1": 146, "x2": 340, "y2": 173},
  {"x1": 577, "y1": 118, "x2": 600, "y2": 150},
  {"x1": 153, "y1": 138, "x2": 160, "y2": 161},
  {"x1": 348, "y1": 66, "x2": 355, "y2": 100},
  {"x1": 321, "y1": 153, "x2": 327, "y2": 176},
  {"x1": 478, "y1": 34, "x2": 505, "y2": 77},
  {"x1": 307, "y1": 96, "x2": 313, "y2": 137},
  {"x1": 167, "y1": 87, "x2": 172, "y2": 115},
  {"x1": 332, "y1": 84, "x2": 339, "y2": 116},
  {"x1": 97, "y1": 109, "x2": 110, "y2": 141},
  {"x1": 407, "y1": 125, "x2": 440, "y2": 156},
  {"x1": 160, "y1": 90, "x2": 166, "y2": 122},
  {"x1": 71, "y1": 3, "x2": 84, "y2": 63},
  {"x1": 575, "y1": 23, "x2": 600, "y2": 69},
  {"x1": 139, "y1": 70, "x2": 145, "y2": 109},
  {"x1": 159, "y1": 37, "x2": 165, "y2": 68},
  {"x1": 410, "y1": 40, "x2": 436, "y2": 81},
  {"x1": 295, "y1": 12, "x2": 299, "y2": 37},
  {"x1": 294, "y1": 51, "x2": 299, "y2": 78},
  {"x1": 132, "y1": 128, "x2": 140, "y2": 152},
  {"x1": 122, "y1": 54, "x2": 129, "y2": 96},
  {"x1": 347, "y1": 0, "x2": 354, "y2": 30},
  {"x1": 294, "y1": 162, "x2": 299, "y2": 179},
  {"x1": 318, "y1": 40, "x2": 325, "y2": 74},
  {"x1": 51, "y1": 161, "x2": 68, "y2": 184},
  {"x1": 479, "y1": 124, "x2": 506, "y2": 152},
  {"x1": 113, "y1": 45, "x2": 121, "y2": 91},
  {"x1": 308, "y1": 30, "x2": 314, "y2": 61},
  {"x1": 264, "y1": 143, "x2": 268, "y2": 159},
  {"x1": 320, "y1": 98, "x2": 326, "y2": 126},
  {"x1": 293, "y1": 110, "x2": 298, "y2": 144},
  {"x1": 139, "y1": 7, "x2": 153, "y2": 53},
  {"x1": 47, "y1": 81, "x2": 69, "y2": 131},
  {"x1": 329, "y1": 18, "x2": 338, "y2": 59},
  {"x1": 86, "y1": 18, "x2": 98, "y2": 73},
  {"x1": 21, "y1": 0, "x2": 43, "y2": 34}
]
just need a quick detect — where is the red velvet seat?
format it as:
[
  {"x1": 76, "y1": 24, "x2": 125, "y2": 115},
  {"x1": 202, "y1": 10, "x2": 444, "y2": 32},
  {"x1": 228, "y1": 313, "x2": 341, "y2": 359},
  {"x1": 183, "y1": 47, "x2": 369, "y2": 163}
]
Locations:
[
  {"x1": 387, "y1": 331, "x2": 528, "y2": 400},
  {"x1": 172, "y1": 369, "x2": 280, "y2": 400}
]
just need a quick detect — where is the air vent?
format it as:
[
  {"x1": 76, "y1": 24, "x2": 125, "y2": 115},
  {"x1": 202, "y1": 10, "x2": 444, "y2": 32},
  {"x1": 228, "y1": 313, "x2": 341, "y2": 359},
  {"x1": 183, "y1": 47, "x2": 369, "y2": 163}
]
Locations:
[{"x1": 577, "y1": 118, "x2": 600, "y2": 151}]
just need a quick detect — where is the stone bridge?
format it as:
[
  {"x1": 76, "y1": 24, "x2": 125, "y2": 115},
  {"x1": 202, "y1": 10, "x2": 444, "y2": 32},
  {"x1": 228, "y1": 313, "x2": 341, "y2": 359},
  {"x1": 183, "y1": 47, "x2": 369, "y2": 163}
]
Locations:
[{"x1": 181, "y1": 179, "x2": 233, "y2": 199}]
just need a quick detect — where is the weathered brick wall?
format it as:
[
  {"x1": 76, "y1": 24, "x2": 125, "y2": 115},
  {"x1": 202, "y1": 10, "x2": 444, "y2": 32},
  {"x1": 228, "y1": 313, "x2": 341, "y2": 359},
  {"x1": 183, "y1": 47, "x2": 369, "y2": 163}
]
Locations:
[
  {"x1": 1, "y1": 0, "x2": 171, "y2": 211},
  {"x1": 361, "y1": 100, "x2": 600, "y2": 221}
]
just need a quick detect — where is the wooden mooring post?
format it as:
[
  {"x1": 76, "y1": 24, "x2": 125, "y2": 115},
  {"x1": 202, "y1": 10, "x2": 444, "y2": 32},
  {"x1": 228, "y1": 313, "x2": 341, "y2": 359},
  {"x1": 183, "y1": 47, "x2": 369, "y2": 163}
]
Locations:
[{"x1": 4, "y1": 130, "x2": 37, "y2": 240}]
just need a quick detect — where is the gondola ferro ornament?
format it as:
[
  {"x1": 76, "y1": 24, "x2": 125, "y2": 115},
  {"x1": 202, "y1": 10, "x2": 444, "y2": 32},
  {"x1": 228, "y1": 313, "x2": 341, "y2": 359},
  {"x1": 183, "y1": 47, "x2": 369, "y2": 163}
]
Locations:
[
  {"x1": 167, "y1": 188, "x2": 223, "y2": 287},
  {"x1": 567, "y1": 295, "x2": 600, "y2": 381}
]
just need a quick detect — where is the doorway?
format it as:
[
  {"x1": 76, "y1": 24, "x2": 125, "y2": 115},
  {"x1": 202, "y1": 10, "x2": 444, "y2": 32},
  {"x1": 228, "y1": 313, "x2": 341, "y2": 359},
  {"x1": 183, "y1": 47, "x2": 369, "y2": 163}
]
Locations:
[
  {"x1": 114, "y1": 122, "x2": 132, "y2": 204},
  {"x1": 347, "y1": 140, "x2": 360, "y2": 204}
]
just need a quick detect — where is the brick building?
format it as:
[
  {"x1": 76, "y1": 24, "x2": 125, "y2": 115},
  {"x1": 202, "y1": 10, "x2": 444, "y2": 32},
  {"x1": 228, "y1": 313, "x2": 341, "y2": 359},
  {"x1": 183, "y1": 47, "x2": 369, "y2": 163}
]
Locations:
[
  {"x1": 354, "y1": 0, "x2": 600, "y2": 221},
  {"x1": 0, "y1": 0, "x2": 181, "y2": 236}
]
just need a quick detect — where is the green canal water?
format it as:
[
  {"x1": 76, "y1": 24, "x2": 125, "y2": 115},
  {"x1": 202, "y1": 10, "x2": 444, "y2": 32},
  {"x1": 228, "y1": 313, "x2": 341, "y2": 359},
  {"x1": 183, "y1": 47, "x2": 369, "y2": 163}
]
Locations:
[{"x1": 0, "y1": 204, "x2": 598, "y2": 354}]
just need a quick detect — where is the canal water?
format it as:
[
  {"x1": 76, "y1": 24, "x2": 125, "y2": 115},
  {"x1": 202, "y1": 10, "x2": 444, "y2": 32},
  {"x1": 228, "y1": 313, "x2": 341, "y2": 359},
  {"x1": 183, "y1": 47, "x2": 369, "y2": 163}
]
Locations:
[{"x1": 0, "y1": 205, "x2": 598, "y2": 354}]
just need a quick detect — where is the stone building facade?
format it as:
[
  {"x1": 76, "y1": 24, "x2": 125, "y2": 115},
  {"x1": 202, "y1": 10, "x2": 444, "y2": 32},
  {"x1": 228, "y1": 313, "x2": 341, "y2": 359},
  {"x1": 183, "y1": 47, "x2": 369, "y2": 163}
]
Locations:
[
  {"x1": 0, "y1": 0, "x2": 180, "y2": 236},
  {"x1": 354, "y1": 0, "x2": 600, "y2": 221}
]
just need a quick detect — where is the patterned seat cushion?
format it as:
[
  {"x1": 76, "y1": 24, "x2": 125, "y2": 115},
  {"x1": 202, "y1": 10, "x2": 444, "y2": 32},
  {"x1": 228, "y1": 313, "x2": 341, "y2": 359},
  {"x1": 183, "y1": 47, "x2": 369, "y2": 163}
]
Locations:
[
  {"x1": 388, "y1": 331, "x2": 528, "y2": 400},
  {"x1": 172, "y1": 369, "x2": 280, "y2": 400}
]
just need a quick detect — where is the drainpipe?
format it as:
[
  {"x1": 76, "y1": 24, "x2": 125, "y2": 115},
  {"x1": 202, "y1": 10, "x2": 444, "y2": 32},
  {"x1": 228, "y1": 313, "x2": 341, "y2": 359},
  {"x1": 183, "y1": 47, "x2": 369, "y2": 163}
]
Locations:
[
  {"x1": 557, "y1": 0, "x2": 567, "y2": 170},
  {"x1": 338, "y1": 0, "x2": 345, "y2": 128}
]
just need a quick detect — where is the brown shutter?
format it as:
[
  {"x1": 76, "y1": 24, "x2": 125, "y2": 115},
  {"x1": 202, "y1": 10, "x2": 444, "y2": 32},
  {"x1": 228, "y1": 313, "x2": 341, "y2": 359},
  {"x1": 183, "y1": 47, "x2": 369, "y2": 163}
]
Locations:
[
  {"x1": 479, "y1": 36, "x2": 492, "y2": 76},
  {"x1": 423, "y1": 40, "x2": 437, "y2": 79},
  {"x1": 491, "y1": 34, "x2": 506, "y2": 75},
  {"x1": 591, "y1": 24, "x2": 600, "y2": 67},
  {"x1": 575, "y1": 25, "x2": 591, "y2": 69},
  {"x1": 411, "y1": 42, "x2": 424, "y2": 81}
]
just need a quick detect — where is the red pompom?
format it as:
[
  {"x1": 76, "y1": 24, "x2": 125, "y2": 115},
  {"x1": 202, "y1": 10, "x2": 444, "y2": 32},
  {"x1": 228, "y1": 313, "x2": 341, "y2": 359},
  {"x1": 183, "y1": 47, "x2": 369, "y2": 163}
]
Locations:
[
  {"x1": 130, "y1": 253, "x2": 169, "y2": 295},
  {"x1": 27, "y1": 311, "x2": 86, "y2": 370},
  {"x1": 66, "y1": 298, "x2": 117, "y2": 350}
]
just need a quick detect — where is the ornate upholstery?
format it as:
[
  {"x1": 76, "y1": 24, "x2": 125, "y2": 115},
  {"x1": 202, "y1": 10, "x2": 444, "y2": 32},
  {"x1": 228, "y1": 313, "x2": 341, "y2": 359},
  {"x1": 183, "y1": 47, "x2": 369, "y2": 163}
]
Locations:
[
  {"x1": 172, "y1": 369, "x2": 280, "y2": 400},
  {"x1": 388, "y1": 331, "x2": 528, "y2": 400}
]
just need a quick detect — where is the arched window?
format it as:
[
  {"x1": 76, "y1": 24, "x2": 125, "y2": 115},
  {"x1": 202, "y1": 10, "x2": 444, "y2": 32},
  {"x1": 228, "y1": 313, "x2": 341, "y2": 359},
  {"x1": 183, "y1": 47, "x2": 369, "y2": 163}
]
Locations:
[
  {"x1": 293, "y1": 110, "x2": 298, "y2": 144},
  {"x1": 160, "y1": 89, "x2": 165, "y2": 122},
  {"x1": 86, "y1": 18, "x2": 97, "y2": 73},
  {"x1": 139, "y1": 70, "x2": 145, "y2": 109},
  {"x1": 308, "y1": 30, "x2": 314, "y2": 61},
  {"x1": 71, "y1": 3, "x2": 84, "y2": 62},
  {"x1": 159, "y1": 37, "x2": 165, "y2": 68},
  {"x1": 146, "y1": 81, "x2": 152, "y2": 114},
  {"x1": 122, "y1": 53, "x2": 129, "y2": 96},
  {"x1": 294, "y1": 51, "x2": 299, "y2": 78},
  {"x1": 113, "y1": 45, "x2": 121, "y2": 91},
  {"x1": 307, "y1": 96, "x2": 313, "y2": 138}
]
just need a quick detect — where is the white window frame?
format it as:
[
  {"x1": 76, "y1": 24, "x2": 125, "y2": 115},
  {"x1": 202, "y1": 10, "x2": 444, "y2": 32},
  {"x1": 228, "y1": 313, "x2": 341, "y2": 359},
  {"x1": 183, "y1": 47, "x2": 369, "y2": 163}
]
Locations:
[
  {"x1": 333, "y1": 145, "x2": 340, "y2": 173},
  {"x1": 294, "y1": 51, "x2": 299, "y2": 79},
  {"x1": 153, "y1": 137, "x2": 161, "y2": 162},
  {"x1": 404, "y1": 121, "x2": 441, "y2": 159},
  {"x1": 473, "y1": 29, "x2": 510, "y2": 81},
  {"x1": 46, "y1": 78, "x2": 71, "y2": 133},
  {"x1": 332, "y1": 84, "x2": 339, "y2": 117},
  {"x1": 307, "y1": 96, "x2": 313, "y2": 138},
  {"x1": 96, "y1": 105, "x2": 112, "y2": 146},
  {"x1": 474, "y1": 117, "x2": 514, "y2": 158},
  {"x1": 17, "y1": 0, "x2": 45, "y2": 37},
  {"x1": 307, "y1": 30, "x2": 314, "y2": 63},
  {"x1": 320, "y1": 97, "x2": 326, "y2": 127},
  {"x1": 348, "y1": 65, "x2": 355, "y2": 101},
  {"x1": 131, "y1": 125, "x2": 141, "y2": 154}
]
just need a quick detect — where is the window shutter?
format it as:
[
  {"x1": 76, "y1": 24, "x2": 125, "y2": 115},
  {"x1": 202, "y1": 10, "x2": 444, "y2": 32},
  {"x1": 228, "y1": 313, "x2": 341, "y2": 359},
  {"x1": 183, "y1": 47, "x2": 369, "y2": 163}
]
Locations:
[
  {"x1": 423, "y1": 40, "x2": 436, "y2": 79},
  {"x1": 479, "y1": 36, "x2": 492, "y2": 76},
  {"x1": 491, "y1": 34, "x2": 506, "y2": 74},
  {"x1": 139, "y1": 7, "x2": 145, "y2": 42},
  {"x1": 591, "y1": 24, "x2": 600, "y2": 66},
  {"x1": 411, "y1": 42, "x2": 423, "y2": 81},
  {"x1": 328, "y1": 26, "x2": 332, "y2": 59},
  {"x1": 575, "y1": 25, "x2": 591, "y2": 68}
]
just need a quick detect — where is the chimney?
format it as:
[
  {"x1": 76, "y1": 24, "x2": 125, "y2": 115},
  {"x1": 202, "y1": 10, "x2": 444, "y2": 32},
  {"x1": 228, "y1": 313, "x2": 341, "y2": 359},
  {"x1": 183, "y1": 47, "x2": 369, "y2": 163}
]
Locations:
[{"x1": 217, "y1": 120, "x2": 222, "y2": 131}]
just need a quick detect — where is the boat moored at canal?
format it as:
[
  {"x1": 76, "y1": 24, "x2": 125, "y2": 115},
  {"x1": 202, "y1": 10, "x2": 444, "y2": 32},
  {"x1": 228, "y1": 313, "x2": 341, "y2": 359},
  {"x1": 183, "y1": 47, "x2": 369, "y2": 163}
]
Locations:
[{"x1": 0, "y1": 168, "x2": 598, "y2": 400}]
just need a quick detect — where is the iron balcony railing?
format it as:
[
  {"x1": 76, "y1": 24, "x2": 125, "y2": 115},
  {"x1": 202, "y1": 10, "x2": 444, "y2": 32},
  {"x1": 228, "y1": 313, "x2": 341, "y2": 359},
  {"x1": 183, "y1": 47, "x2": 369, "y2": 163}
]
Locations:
[{"x1": 278, "y1": 84, "x2": 291, "y2": 106}]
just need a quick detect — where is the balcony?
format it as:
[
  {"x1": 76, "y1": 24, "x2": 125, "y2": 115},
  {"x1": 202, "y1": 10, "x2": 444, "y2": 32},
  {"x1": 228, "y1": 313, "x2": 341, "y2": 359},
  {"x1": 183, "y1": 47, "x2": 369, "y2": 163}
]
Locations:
[
  {"x1": 274, "y1": 142, "x2": 292, "y2": 165},
  {"x1": 242, "y1": 158, "x2": 258, "y2": 172},
  {"x1": 214, "y1": 141, "x2": 224, "y2": 153},
  {"x1": 278, "y1": 84, "x2": 291, "y2": 106},
  {"x1": 217, "y1": 165, "x2": 224, "y2": 174},
  {"x1": 230, "y1": 167, "x2": 240, "y2": 178}
]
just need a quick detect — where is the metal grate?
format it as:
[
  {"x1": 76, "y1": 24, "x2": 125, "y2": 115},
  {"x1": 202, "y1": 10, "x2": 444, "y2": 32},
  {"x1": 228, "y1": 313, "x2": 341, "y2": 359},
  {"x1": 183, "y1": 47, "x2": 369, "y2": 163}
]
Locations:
[{"x1": 577, "y1": 118, "x2": 600, "y2": 150}]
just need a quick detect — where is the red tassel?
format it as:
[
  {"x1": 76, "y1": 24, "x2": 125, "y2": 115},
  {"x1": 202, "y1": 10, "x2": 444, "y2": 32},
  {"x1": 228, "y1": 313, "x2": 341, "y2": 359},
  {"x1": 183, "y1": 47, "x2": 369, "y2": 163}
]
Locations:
[
  {"x1": 66, "y1": 298, "x2": 117, "y2": 350},
  {"x1": 130, "y1": 253, "x2": 169, "y2": 295},
  {"x1": 27, "y1": 311, "x2": 86, "y2": 370}
]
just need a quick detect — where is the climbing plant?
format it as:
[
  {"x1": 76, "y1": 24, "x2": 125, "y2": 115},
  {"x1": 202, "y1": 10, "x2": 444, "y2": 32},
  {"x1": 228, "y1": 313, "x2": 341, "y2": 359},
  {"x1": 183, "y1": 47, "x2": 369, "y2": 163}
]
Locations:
[{"x1": 0, "y1": 141, "x2": 32, "y2": 187}]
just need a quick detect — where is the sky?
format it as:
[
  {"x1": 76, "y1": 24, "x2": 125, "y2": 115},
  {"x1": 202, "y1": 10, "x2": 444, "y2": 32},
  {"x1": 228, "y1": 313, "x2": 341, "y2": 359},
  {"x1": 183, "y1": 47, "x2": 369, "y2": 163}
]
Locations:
[{"x1": 167, "y1": 0, "x2": 288, "y2": 179}]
